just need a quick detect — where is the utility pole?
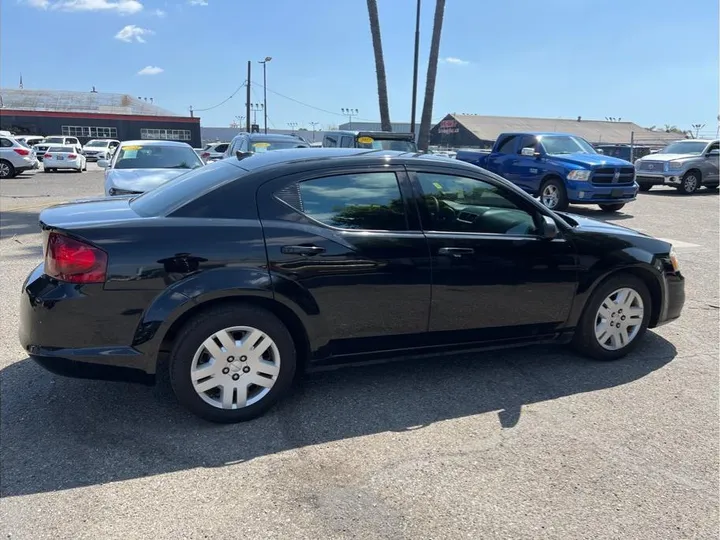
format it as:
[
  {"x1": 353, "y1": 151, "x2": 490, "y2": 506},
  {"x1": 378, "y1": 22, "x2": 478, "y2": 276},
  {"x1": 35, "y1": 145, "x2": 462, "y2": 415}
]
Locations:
[
  {"x1": 245, "y1": 61, "x2": 251, "y2": 133},
  {"x1": 341, "y1": 108, "x2": 358, "y2": 125},
  {"x1": 309, "y1": 121, "x2": 319, "y2": 141},
  {"x1": 410, "y1": 0, "x2": 421, "y2": 135},
  {"x1": 288, "y1": 122, "x2": 298, "y2": 134},
  {"x1": 691, "y1": 123, "x2": 706, "y2": 138},
  {"x1": 259, "y1": 57, "x2": 272, "y2": 134}
]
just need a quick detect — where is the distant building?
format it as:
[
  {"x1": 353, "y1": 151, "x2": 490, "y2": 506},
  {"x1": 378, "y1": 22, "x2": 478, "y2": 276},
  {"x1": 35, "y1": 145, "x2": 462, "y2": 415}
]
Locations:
[
  {"x1": 429, "y1": 114, "x2": 683, "y2": 149},
  {"x1": 339, "y1": 121, "x2": 414, "y2": 133},
  {"x1": 0, "y1": 88, "x2": 201, "y2": 147}
]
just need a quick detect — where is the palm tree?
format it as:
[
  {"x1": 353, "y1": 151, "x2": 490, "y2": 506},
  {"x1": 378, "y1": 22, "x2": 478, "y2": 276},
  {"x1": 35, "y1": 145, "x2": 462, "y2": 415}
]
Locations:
[
  {"x1": 366, "y1": 0, "x2": 392, "y2": 132},
  {"x1": 417, "y1": 0, "x2": 446, "y2": 151}
]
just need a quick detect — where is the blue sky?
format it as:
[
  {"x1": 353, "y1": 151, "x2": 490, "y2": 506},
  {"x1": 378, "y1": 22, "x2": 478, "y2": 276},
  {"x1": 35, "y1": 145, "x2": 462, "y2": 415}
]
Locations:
[{"x1": 2, "y1": 0, "x2": 718, "y2": 134}]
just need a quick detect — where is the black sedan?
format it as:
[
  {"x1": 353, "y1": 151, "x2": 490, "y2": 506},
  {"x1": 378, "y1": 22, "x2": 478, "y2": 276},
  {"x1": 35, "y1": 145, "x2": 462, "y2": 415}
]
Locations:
[{"x1": 19, "y1": 149, "x2": 685, "y2": 423}]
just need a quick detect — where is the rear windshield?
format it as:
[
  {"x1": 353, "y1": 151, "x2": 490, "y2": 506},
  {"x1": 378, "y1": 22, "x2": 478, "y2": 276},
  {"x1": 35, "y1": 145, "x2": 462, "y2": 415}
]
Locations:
[
  {"x1": 130, "y1": 160, "x2": 248, "y2": 217},
  {"x1": 86, "y1": 140, "x2": 109, "y2": 147},
  {"x1": 47, "y1": 146, "x2": 75, "y2": 153},
  {"x1": 357, "y1": 139, "x2": 417, "y2": 152},
  {"x1": 114, "y1": 144, "x2": 203, "y2": 170},
  {"x1": 250, "y1": 140, "x2": 308, "y2": 152}
]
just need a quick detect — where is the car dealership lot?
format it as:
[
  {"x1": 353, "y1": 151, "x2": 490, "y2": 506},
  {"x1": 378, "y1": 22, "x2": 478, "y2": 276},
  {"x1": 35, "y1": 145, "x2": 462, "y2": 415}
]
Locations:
[{"x1": 1, "y1": 169, "x2": 718, "y2": 539}]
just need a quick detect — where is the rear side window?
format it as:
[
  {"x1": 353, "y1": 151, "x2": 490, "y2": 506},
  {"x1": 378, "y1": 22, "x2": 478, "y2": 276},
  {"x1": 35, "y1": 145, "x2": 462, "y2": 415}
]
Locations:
[
  {"x1": 496, "y1": 135, "x2": 517, "y2": 154},
  {"x1": 340, "y1": 136, "x2": 355, "y2": 148},
  {"x1": 276, "y1": 172, "x2": 407, "y2": 231},
  {"x1": 130, "y1": 160, "x2": 248, "y2": 217},
  {"x1": 0, "y1": 138, "x2": 13, "y2": 148},
  {"x1": 215, "y1": 143, "x2": 229, "y2": 153},
  {"x1": 324, "y1": 135, "x2": 338, "y2": 148}
]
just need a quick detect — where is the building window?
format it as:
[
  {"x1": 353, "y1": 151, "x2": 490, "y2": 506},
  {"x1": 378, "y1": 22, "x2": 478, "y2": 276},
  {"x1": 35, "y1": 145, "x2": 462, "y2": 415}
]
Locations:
[
  {"x1": 61, "y1": 126, "x2": 118, "y2": 138},
  {"x1": 140, "y1": 128, "x2": 191, "y2": 141}
]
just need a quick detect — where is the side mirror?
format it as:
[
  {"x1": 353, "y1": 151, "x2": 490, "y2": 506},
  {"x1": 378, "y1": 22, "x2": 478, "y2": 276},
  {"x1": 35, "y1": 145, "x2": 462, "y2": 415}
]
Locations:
[
  {"x1": 97, "y1": 159, "x2": 109, "y2": 168},
  {"x1": 520, "y1": 147, "x2": 535, "y2": 157},
  {"x1": 540, "y1": 215, "x2": 559, "y2": 239},
  {"x1": 706, "y1": 149, "x2": 719, "y2": 158},
  {"x1": 596, "y1": 148, "x2": 605, "y2": 154},
  {"x1": 235, "y1": 150, "x2": 253, "y2": 160}
]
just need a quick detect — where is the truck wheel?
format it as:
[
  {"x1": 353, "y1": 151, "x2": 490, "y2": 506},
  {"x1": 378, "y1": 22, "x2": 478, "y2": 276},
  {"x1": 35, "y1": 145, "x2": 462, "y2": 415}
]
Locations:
[
  {"x1": 539, "y1": 178, "x2": 568, "y2": 211},
  {"x1": 678, "y1": 170, "x2": 701, "y2": 194},
  {"x1": 598, "y1": 203, "x2": 625, "y2": 212},
  {"x1": 638, "y1": 184, "x2": 652, "y2": 192}
]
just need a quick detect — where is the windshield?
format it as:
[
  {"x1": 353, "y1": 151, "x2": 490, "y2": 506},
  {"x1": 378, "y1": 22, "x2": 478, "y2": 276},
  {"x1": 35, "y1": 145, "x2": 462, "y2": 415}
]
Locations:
[
  {"x1": 113, "y1": 144, "x2": 204, "y2": 170},
  {"x1": 658, "y1": 141, "x2": 708, "y2": 155},
  {"x1": 249, "y1": 140, "x2": 308, "y2": 152},
  {"x1": 86, "y1": 140, "x2": 109, "y2": 147},
  {"x1": 539, "y1": 135, "x2": 596, "y2": 155},
  {"x1": 130, "y1": 160, "x2": 247, "y2": 216},
  {"x1": 357, "y1": 139, "x2": 418, "y2": 152},
  {"x1": 44, "y1": 137, "x2": 64, "y2": 144}
]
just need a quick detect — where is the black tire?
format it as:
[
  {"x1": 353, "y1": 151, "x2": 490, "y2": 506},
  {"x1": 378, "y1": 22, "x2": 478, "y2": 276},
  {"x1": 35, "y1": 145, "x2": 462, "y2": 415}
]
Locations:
[
  {"x1": 678, "y1": 170, "x2": 701, "y2": 194},
  {"x1": 0, "y1": 159, "x2": 16, "y2": 179},
  {"x1": 169, "y1": 304, "x2": 297, "y2": 423},
  {"x1": 539, "y1": 177, "x2": 569, "y2": 211},
  {"x1": 45, "y1": 168, "x2": 54, "y2": 173},
  {"x1": 638, "y1": 184, "x2": 652, "y2": 192},
  {"x1": 598, "y1": 203, "x2": 625, "y2": 212},
  {"x1": 572, "y1": 273, "x2": 651, "y2": 361}
]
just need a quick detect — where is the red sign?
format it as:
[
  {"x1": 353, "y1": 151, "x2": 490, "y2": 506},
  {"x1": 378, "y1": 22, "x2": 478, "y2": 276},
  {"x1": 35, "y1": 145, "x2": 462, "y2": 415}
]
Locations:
[{"x1": 438, "y1": 119, "x2": 459, "y2": 134}]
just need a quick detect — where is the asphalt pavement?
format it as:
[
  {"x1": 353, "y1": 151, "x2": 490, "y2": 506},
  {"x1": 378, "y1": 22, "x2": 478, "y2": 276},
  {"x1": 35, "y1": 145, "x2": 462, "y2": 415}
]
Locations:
[{"x1": 1, "y1": 167, "x2": 718, "y2": 539}]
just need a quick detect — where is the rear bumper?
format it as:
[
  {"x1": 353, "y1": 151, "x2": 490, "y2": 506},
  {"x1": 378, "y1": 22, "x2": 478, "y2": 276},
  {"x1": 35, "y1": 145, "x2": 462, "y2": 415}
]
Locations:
[
  {"x1": 566, "y1": 180, "x2": 638, "y2": 204},
  {"x1": 18, "y1": 264, "x2": 156, "y2": 382}
]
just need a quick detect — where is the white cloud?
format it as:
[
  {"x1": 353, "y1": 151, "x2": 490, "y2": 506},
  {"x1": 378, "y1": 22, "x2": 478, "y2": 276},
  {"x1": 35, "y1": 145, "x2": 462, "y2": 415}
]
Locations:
[
  {"x1": 188, "y1": 0, "x2": 208, "y2": 5},
  {"x1": 47, "y1": 0, "x2": 144, "y2": 14},
  {"x1": 154, "y1": 8, "x2": 165, "y2": 16},
  {"x1": 115, "y1": 24, "x2": 153, "y2": 42},
  {"x1": 137, "y1": 65, "x2": 163, "y2": 75},
  {"x1": 442, "y1": 57, "x2": 469, "y2": 65},
  {"x1": 26, "y1": 0, "x2": 50, "y2": 8}
]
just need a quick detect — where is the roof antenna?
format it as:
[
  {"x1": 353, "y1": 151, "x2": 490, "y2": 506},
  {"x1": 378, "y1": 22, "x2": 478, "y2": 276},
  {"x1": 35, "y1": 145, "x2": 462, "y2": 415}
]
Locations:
[
  {"x1": 19, "y1": 73, "x2": 23, "y2": 89},
  {"x1": 91, "y1": 86, "x2": 97, "y2": 93}
]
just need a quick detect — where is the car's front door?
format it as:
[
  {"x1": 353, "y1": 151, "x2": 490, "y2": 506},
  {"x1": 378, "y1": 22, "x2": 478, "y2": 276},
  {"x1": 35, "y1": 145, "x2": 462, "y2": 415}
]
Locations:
[
  {"x1": 408, "y1": 168, "x2": 578, "y2": 343},
  {"x1": 512, "y1": 135, "x2": 544, "y2": 194},
  {"x1": 257, "y1": 166, "x2": 432, "y2": 359}
]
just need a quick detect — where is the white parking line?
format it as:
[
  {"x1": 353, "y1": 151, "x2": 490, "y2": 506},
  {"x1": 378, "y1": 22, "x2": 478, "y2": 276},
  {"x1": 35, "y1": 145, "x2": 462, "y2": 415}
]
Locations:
[{"x1": 657, "y1": 238, "x2": 701, "y2": 248}]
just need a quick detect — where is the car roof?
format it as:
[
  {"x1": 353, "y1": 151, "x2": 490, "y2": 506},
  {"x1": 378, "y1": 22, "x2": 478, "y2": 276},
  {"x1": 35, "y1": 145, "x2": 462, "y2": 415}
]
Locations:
[
  {"x1": 228, "y1": 147, "x2": 478, "y2": 172},
  {"x1": 244, "y1": 133, "x2": 306, "y2": 141},
  {"x1": 120, "y1": 140, "x2": 191, "y2": 147}
]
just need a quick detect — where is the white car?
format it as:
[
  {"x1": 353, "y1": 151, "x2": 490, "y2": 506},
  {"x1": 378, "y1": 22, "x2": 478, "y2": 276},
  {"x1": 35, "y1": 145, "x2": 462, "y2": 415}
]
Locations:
[
  {"x1": 16, "y1": 136, "x2": 45, "y2": 148},
  {"x1": 42, "y1": 145, "x2": 87, "y2": 173},
  {"x1": 0, "y1": 135, "x2": 39, "y2": 178},
  {"x1": 34, "y1": 136, "x2": 82, "y2": 162},
  {"x1": 82, "y1": 139, "x2": 120, "y2": 161}
]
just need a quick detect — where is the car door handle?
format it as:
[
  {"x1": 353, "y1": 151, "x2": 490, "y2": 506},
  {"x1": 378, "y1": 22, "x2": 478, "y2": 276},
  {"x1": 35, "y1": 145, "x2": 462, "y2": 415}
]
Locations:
[
  {"x1": 438, "y1": 247, "x2": 474, "y2": 257},
  {"x1": 281, "y1": 245, "x2": 326, "y2": 256}
]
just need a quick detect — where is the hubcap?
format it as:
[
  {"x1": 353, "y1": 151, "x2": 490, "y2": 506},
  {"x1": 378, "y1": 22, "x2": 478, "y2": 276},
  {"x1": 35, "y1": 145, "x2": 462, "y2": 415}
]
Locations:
[
  {"x1": 685, "y1": 175, "x2": 697, "y2": 192},
  {"x1": 594, "y1": 287, "x2": 644, "y2": 351},
  {"x1": 541, "y1": 185, "x2": 559, "y2": 209},
  {"x1": 190, "y1": 326, "x2": 280, "y2": 410},
  {"x1": 0, "y1": 163, "x2": 9, "y2": 177}
]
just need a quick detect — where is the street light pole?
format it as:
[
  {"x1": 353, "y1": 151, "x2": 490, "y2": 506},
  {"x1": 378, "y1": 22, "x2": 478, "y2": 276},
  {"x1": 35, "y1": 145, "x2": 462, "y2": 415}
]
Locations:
[
  {"x1": 341, "y1": 108, "x2": 358, "y2": 125},
  {"x1": 309, "y1": 121, "x2": 319, "y2": 141},
  {"x1": 410, "y1": 0, "x2": 421, "y2": 135},
  {"x1": 259, "y1": 56, "x2": 272, "y2": 134}
]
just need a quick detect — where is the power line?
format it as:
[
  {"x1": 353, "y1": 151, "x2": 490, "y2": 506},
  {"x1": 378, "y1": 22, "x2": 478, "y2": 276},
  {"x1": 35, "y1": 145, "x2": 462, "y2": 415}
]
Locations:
[
  {"x1": 251, "y1": 82, "x2": 372, "y2": 120},
  {"x1": 193, "y1": 82, "x2": 247, "y2": 112}
]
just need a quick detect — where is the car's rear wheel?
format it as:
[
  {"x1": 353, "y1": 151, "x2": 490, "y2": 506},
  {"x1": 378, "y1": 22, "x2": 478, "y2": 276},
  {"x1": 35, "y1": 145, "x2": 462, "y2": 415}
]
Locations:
[
  {"x1": 539, "y1": 178, "x2": 568, "y2": 211},
  {"x1": 678, "y1": 170, "x2": 701, "y2": 194},
  {"x1": 169, "y1": 305, "x2": 297, "y2": 423},
  {"x1": 573, "y1": 274, "x2": 651, "y2": 361},
  {"x1": 0, "y1": 159, "x2": 15, "y2": 179},
  {"x1": 598, "y1": 203, "x2": 625, "y2": 212}
]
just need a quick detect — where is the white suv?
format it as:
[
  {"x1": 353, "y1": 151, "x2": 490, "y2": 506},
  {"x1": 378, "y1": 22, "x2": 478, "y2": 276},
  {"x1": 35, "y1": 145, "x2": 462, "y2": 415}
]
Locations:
[
  {"x1": 0, "y1": 136, "x2": 39, "y2": 179},
  {"x1": 82, "y1": 139, "x2": 120, "y2": 161}
]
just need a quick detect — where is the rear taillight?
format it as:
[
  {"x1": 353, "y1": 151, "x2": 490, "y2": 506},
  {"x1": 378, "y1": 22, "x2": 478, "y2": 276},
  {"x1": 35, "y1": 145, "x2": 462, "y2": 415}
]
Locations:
[
  {"x1": 201, "y1": 152, "x2": 210, "y2": 158},
  {"x1": 44, "y1": 153, "x2": 52, "y2": 159},
  {"x1": 45, "y1": 232, "x2": 107, "y2": 284},
  {"x1": 67, "y1": 154, "x2": 77, "y2": 159},
  {"x1": 13, "y1": 148, "x2": 31, "y2": 156}
]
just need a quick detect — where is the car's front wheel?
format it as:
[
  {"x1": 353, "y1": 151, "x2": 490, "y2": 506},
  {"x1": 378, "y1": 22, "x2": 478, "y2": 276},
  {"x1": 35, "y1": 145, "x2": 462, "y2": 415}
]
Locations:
[
  {"x1": 539, "y1": 178, "x2": 568, "y2": 211},
  {"x1": 678, "y1": 170, "x2": 701, "y2": 194},
  {"x1": 169, "y1": 304, "x2": 297, "y2": 423},
  {"x1": 573, "y1": 274, "x2": 651, "y2": 361}
]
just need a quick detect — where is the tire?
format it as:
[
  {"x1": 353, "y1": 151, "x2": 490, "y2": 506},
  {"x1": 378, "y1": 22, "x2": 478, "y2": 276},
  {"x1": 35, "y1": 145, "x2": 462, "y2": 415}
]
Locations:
[
  {"x1": 598, "y1": 203, "x2": 625, "y2": 212},
  {"x1": 573, "y1": 273, "x2": 651, "y2": 361},
  {"x1": 678, "y1": 170, "x2": 701, "y2": 194},
  {"x1": 0, "y1": 159, "x2": 16, "y2": 179},
  {"x1": 169, "y1": 304, "x2": 297, "y2": 423},
  {"x1": 638, "y1": 184, "x2": 652, "y2": 192},
  {"x1": 539, "y1": 177, "x2": 569, "y2": 211}
]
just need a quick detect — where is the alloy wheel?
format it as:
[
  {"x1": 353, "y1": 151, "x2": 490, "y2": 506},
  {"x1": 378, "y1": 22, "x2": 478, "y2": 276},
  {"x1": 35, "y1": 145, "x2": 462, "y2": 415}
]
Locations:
[
  {"x1": 0, "y1": 162, "x2": 10, "y2": 178},
  {"x1": 541, "y1": 184, "x2": 559, "y2": 209},
  {"x1": 594, "y1": 287, "x2": 644, "y2": 351},
  {"x1": 684, "y1": 175, "x2": 698, "y2": 192},
  {"x1": 190, "y1": 326, "x2": 281, "y2": 409}
]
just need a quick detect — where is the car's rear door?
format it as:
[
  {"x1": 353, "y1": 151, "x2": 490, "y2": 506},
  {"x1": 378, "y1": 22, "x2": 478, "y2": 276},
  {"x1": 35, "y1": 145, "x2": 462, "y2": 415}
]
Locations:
[
  {"x1": 257, "y1": 165, "x2": 432, "y2": 359},
  {"x1": 407, "y1": 165, "x2": 578, "y2": 343}
]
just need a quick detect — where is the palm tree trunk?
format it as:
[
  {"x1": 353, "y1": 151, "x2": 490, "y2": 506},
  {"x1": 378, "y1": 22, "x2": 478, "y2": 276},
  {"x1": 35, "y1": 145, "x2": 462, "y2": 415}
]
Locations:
[
  {"x1": 417, "y1": 0, "x2": 446, "y2": 151},
  {"x1": 366, "y1": 0, "x2": 392, "y2": 132}
]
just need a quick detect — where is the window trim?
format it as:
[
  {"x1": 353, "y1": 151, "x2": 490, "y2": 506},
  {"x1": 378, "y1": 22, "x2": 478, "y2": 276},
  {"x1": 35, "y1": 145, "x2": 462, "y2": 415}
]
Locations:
[
  {"x1": 140, "y1": 128, "x2": 192, "y2": 141},
  {"x1": 61, "y1": 125, "x2": 118, "y2": 138},
  {"x1": 271, "y1": 168, "x2": 414, "y2": 233},
  {"x1": 407, "y1": 169, "x2": 550, "y2": 238}
]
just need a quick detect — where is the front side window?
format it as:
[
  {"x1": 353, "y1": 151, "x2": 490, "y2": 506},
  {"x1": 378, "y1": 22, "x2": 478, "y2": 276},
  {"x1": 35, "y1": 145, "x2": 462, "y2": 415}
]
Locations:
[
  {"x1": 324, "y1": 136, "x2": 338, "y2": 148},
  {"x1": 518, "y1": 135, "x2": 539, "y2": 154},
  {"x1": 114, "y1": 144, "x2": 203, "y2": 170},
  {"x1": 281, "y1": 172, "x2": 407, "y2": 231},
  {"x1": 415, "y1": 172, "x2": 538, "y2": 235}
]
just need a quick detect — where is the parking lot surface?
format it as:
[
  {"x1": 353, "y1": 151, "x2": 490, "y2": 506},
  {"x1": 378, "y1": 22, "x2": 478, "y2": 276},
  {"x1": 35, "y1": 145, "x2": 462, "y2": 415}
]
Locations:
[{"x1": 1, "y1": 168, "x2": 718, "y2": 539}]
